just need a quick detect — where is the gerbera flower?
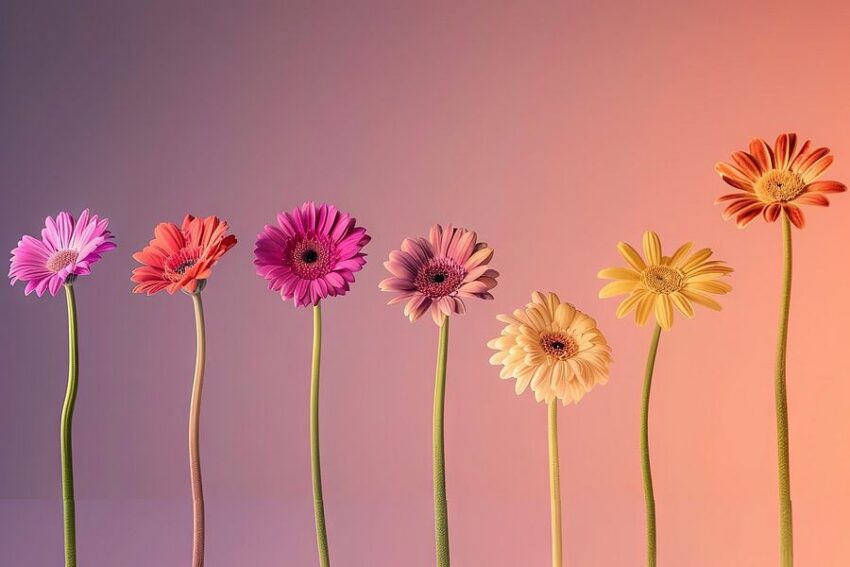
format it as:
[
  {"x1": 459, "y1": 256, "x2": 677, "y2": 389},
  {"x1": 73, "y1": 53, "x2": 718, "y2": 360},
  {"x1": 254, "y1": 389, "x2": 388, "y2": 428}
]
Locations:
[
  {"x1": 8, "y1": 208, "x2": 115, "y2": 565},
  {"x1": 715, "y1": 132, "x2": 847, "y2": 228},
  {"x1": 253, "y1": 202, "x2": 370, "y2": 307},
  {"x1": 9, "y1": 209, "x2": 116, "y2": 296},
  {"x1": 253, "y1": 203, "x2": 370, "y2": 566},
  {"x1": 131, "y1": 214, "x2": 237, "y2": 295},
  {"x1": 714, "y1": 134, "x2": 844, "y2": 565},
  {"x1": 599, "y1": 230, "x2": 733, "y2": 565},
  {"x1": 379, "y1": 224, "x2": 499, "y2": 325},
  {"x1": 131, "y1": 214, "x2": 235, "y2": 566},
  {"x1": 381, "y1": 223, "x2": 498, "y2": 566},
  {"x1": 488, "y1": 292, "x2": 611, "y2": 567},
  {"x1": 598, "y1": 231, "x2": 733, "y2": 330},
  {"x1": 488, "y1": 291, "x2": 612, "y2": 405}
]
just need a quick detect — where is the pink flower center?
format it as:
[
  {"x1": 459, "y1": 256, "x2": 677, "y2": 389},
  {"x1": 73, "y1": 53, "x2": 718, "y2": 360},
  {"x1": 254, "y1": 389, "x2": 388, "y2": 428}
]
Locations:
[
  {"x1": 164, "y1": 248, "x2": 201, "y2": 282},
  {"x1": 46, "y1": 249, "x2": 79, "y2": 272},
  {"x1": 287, "y1": 237, "x2": 335, "y2": 280},
  {"x1": 414, "y1": 258, "x2": 466, "y2": 299}
]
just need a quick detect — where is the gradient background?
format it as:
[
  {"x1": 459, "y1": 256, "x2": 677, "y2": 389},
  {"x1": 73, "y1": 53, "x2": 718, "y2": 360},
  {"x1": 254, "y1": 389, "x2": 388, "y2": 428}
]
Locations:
[{"x1": 3, "y1": 1, "x2": 850, "y2": 565}]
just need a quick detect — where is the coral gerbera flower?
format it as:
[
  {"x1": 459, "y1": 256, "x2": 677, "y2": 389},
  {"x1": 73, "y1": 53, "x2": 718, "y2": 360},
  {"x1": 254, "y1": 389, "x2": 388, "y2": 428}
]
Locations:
[
  {"x1": 488, "y1": 292, "x2": 612, "y2": 405},
  {"x1": 715, "y1": 132, "x2": 847, "y2": 228},
  {"x1": 131, "y1": 214, "x2": 237, "y2": 295},
  {"x1": 253, "y1": 202, "x2": 370, "y2": 307},
  {"x1": 379, "y1": 224, "x2": 499, "y2": 325},
  {"x1": 130, "y1": 214, "x2": 235, "y2": 565},
  {"x1": 9, "y1": 209, "x2": 116, "y2": 296},
  {"x1": 598, "y1": 231, "x2": 733, "y2": 330}
]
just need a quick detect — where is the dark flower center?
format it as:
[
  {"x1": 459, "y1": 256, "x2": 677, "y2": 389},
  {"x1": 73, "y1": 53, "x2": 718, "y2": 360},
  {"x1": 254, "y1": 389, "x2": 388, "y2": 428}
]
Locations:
[
  {"x1": 540, "y1": 332, "x2": 578, "y2": 361},
  {"x1": 173, "y1": 259, "x2": 197, "y2": 274},
  {"x1": 415, "y1": 259, "x2": 466, "y2": 299},
  {"x1": 164, "y1": 247, "x2": 202, "y2": 282},
  {"x1": 302, "y1": 249, "x2": 319, "y2": 264},
  {"x1": 287, "y1": 236, "x2": 337, "y2": 280}
]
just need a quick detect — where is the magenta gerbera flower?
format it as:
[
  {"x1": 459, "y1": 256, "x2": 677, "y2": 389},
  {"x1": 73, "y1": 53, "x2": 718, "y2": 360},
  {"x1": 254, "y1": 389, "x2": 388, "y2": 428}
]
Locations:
[
  {"x1": 254, "y1": 202, "x2": 370, "y2": 307},
  {"x1": 379, "y1": 224, "x2": 499, "y2": 325},
  {"x1": 9, "y1": 209, "x2": 116, "y2": 296}
]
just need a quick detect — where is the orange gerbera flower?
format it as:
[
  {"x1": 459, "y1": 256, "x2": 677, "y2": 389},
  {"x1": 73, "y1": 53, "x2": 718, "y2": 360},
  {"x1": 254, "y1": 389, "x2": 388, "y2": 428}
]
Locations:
[
  {"x1": 715, "y1": 132, "x2": 846, "y2": 228},
  {"x1": 131, "y1": 214, "x2": 237, "y2": 295}
]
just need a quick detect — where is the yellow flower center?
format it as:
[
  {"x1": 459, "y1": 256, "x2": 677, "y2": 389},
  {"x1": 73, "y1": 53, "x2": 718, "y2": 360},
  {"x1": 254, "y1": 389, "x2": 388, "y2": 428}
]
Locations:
[
  {"x1": 540, "y1": 332, "x2": 578, "y2": 361},
  {"x1": 754, "y1": 169, "x2": 806, "y2": 203},
  {"x1": 642, "y1": 265, "x2": 684, "y2": 294}
]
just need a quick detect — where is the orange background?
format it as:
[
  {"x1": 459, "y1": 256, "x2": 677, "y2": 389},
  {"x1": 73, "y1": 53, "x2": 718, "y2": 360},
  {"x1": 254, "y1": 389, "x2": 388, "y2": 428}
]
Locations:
[{"x1": 2, "y1": 1, "x2": 850, "y2": 565}]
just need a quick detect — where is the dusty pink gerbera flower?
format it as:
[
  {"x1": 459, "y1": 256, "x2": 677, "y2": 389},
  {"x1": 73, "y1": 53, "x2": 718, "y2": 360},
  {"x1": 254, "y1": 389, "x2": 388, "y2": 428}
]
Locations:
[
  {"x1": 9, "y1": 209, "x2": 116, "y2": 296},
  {"x1": 254, "y1": 202, "x2": 370, "y2": 307},
  {"x1": 380, "y1": 224, "x2": 499, "y2": 325}
]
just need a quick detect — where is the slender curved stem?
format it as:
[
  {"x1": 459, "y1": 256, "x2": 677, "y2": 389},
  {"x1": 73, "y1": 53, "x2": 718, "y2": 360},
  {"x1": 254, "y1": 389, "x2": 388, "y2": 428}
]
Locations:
[
  {"x1": 189, "y1": 292, "x2": 206, "y2": 567},
  {"x1": 61, "y1": 284, "x2": 78, "y2": 567},
  {"x1": 433, "y1": 317, "x2": 450, "y2": 567},
  {"x1": 548, "y1": 400, "x2": 563, "y2": 567},
  {"x1": 641, "y1": 324, "x2": 662, "y2": 567},
  {"x1": 311, "y1": 302, "x2": 330, "y2": 567},
  {"x1": 776, "y1": 213, "x2": 794, "y2": 566}
]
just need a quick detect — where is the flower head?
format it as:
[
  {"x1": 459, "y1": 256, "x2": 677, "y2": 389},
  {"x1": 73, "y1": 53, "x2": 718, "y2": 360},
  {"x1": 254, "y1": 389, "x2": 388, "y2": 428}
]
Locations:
[
  {"x1": 9, "y1": 209, "x2": 116, "y2": 296},
  {"x1": 488, "y1": 292, "x2": 611, "y2": 405},
  {"x1": 380, "y1": 224, "x2": 498, "y2": 325},
  {"x1": 131, "y1": 214, "x2": 237, "y2": 295},
  {"x1": 715, "y1": 133, "x2": 846, "y2": 229},
  {"x1": 254, "y1": 202, "x2": 370, "y2": 307},
  {"x1": 598, "y1": 231, "x2": 733, "y2": 330}
]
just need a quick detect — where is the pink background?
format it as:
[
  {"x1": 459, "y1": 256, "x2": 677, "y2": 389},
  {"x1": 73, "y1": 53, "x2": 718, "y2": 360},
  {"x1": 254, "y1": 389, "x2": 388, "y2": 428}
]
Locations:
[{"x1": 2, "y1": 1, "x2": 850, "y2": 565}]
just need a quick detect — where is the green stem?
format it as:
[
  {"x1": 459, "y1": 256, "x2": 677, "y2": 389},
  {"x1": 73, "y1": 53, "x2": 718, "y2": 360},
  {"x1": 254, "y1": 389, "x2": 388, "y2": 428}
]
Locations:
[
  {"x1": 189, "y1": 292, "x2": 206, "y2": 567},
  {"x1": 776, "y1": 213, "x2": 794, "y2": 566},
  {"x1": 548, "y1": 400, "x2": 563, "y2": 567},
  {"x1": 433, "y1": 317, "x2": 450, "y2": 567},
  {"x1": 61, "y1": 284, "x2": 78, "y2": 567},
  {"x1": 311, "y1": 302, "x2": 330, "y2": 567},
  {"x1": 641, "y1": 324, "x2": 662, "y2": 567}
]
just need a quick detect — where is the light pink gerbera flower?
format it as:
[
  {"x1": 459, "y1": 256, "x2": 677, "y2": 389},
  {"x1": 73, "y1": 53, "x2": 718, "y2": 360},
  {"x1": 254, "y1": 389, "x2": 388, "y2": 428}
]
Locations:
[
  {"x1": 254, "y1": 202, "x2": 370, "y2": 307},
  {"x1": 9, "y1": 209, "x2": 116, "y2": 296},
  {"x1": 380, "y1": 224, "x2": 499, "y2": 325}
]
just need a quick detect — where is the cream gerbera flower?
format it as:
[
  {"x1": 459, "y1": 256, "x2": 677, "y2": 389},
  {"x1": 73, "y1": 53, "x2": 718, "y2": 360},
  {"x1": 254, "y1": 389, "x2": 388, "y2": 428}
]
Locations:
[
  {"x1": 598, "y1": 231, "x2": 733, "y2": 330},
  {"x1": 487, "y1": 292, "x2": 612, "y2": 405}
]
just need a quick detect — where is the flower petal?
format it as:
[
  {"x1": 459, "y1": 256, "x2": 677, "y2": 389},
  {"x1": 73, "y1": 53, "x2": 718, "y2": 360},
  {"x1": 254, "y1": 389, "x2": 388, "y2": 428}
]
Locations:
[
  {"x1": 748, "y1": 138, "x2": 774, "y2": 171},
  {"x1": 599, "y1": 279, "x2": 638, "y2": 298},
  {"x1": 642, "y1": 231, "x2": 662, "y2": 266},
  {"x1": 597, "y1": 267, "x2": 640, "y2": 281},
  {"x1": 616, "y1": 242, "x2": 646, "y2": 271},
  {"x1": 784, "y1": 204, "x2": 806, "y2": 229},
  {"x1": 806, "y1": 180, "x2": 846, "y2": 194}
]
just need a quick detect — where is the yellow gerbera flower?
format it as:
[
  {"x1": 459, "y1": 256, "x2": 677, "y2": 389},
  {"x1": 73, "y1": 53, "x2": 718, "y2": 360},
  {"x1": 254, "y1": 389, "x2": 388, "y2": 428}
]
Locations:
[
  {"x1": 598, "y1": 231, "x2": 733, "y2": 330},
  {"x1": 487, "y1": 292, "x2": 612, "y2": 405}
]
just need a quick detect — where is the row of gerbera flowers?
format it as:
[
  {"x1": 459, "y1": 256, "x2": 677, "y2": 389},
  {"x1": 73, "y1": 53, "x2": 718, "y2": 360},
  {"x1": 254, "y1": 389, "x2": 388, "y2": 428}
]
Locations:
[
  {"x1": 3, "y1": 204, "x2": 735, "y2": 567},
  {"x1": 8, "y1": 133, "x2": 844, "y2": 567}
]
